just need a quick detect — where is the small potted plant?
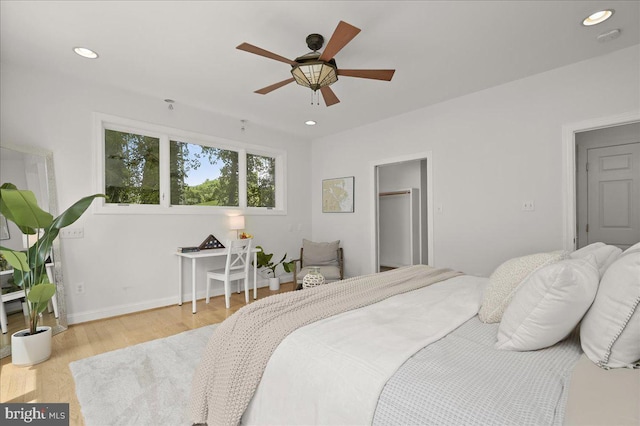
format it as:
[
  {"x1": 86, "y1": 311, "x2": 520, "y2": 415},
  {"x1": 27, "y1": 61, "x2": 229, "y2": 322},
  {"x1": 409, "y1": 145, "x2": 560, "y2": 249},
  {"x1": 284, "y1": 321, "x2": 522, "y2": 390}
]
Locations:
[
  {"x1": 254, "y1": 246, "x2": 295, "y2": 291},
  {"x1": 0, "y1": 183, "x2": 104, "y2": 366}
]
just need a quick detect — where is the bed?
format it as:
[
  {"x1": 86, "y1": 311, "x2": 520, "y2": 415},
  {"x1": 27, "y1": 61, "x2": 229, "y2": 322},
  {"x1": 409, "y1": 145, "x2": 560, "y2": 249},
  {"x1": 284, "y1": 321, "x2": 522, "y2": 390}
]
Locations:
[{"x1": 189, "y1": 242, "x2": 640, "y2": 426}]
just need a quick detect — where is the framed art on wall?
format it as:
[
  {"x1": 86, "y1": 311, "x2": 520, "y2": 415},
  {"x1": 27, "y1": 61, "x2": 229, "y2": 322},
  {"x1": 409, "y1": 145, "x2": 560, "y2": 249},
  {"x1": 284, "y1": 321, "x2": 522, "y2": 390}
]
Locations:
[{"x1": 322, "y1": 176, "x2": 354, "y2": 213}]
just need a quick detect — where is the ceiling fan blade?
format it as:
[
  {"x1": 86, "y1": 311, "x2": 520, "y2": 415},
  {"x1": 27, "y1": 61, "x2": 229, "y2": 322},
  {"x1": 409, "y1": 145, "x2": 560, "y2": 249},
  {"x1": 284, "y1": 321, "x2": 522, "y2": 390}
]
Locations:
[
  {"x1": 337, "y1": 69, "x2": 396, "y2": 81},
  {"x1": 236, "y1": 42, "x2": 297, "y2": 65},
  {"x1": 320, "y1": 86, "x2": 340, "y2": 107},
  {"x1": 318, "y1": 21, "x2": 361, "y2": 61},
  {"x1": 255, "y1": 78, "x2": 295, "y2": 95}
]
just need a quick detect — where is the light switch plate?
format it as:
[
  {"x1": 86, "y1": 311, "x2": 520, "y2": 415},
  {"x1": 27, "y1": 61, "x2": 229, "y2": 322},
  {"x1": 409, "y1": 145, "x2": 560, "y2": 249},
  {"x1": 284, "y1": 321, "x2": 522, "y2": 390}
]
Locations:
[{"x1": 60, "y1": 228, "x2": 84, "y2": 238}]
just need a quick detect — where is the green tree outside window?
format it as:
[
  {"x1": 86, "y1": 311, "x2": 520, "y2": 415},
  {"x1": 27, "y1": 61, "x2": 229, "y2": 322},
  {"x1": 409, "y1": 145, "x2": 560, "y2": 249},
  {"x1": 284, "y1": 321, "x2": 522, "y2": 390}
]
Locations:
[
  {"x1": 105, "y1": 130, "x2": 160, "y2": 204},
  {"x1": 247, "y1": 153, "x2": 276, "y2": 208},
  {"x1": 169, "y1": 141, "x2": 239, "y2": 206}
]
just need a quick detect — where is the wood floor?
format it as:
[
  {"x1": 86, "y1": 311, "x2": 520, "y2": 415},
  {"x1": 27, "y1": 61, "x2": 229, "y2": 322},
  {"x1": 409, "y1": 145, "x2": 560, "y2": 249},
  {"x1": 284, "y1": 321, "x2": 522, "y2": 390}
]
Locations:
[{"x1": 0, "y1": 282, "x2": 295, "y2": 425}]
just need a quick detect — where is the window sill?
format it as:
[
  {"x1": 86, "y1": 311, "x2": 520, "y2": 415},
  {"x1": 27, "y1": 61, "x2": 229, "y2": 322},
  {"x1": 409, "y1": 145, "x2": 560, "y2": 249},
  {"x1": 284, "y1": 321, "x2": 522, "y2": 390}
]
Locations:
[{"x1": 93, "y1": 204, "x2": 287, "y2": 216}]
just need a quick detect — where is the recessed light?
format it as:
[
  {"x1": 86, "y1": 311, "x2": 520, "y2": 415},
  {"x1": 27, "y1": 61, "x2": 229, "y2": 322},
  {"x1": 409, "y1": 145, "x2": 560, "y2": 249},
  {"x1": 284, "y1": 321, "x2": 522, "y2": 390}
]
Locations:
[
  {"x1": 305, "y1": 120, "x2": 317, "y2": 126},
  {"x1": 73, "y1": 47, "x2": 99, "y2": 59},
  {"x1": 582, "y1": 9, "x2": 614, "y2": 26}
]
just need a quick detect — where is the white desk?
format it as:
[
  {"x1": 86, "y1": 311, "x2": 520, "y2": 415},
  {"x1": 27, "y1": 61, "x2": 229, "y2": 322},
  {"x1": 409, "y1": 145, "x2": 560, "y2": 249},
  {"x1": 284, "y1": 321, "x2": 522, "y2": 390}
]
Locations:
[{"x1": 176, "y1": 248, "x2": 259, "y2": 313}]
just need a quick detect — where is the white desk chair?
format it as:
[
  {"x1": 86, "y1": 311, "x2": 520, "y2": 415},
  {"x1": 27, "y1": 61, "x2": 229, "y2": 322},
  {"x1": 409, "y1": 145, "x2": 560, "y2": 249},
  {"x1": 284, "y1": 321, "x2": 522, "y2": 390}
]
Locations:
[{"x1": 206, "y1": 238, "x2": 253, "y2": 309}]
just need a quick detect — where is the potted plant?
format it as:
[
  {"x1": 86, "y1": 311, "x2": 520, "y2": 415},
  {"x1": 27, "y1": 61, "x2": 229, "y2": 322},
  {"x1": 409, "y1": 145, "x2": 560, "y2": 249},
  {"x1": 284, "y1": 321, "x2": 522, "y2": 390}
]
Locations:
[
  {"x1": 254, "y1": 246, "x2": 295, "y2": 291},
  {"x1": 0, "y1": 183, "x2": 104, "y2": 366}
]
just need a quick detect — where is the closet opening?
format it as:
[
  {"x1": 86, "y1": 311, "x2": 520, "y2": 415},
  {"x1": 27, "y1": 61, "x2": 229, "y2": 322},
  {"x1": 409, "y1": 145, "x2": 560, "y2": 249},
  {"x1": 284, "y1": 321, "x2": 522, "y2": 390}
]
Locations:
[{"x1": 371, "y1": 152, "x2": 433, "y2": 273}]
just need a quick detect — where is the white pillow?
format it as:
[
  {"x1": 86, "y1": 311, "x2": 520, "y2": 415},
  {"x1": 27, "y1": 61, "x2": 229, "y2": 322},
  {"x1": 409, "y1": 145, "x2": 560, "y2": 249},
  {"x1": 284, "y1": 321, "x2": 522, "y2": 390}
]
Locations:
[
  {"x1": 570, "y1": 242, "x2": 622, "y2": 278},
  {"x1": 623, "y1": 241, "x2": 640, "y2": 254},
  {"x1": 573, "y1": 242, "x2": 606, "y2": 251},
  {"x1": 580, "y1": 245, "x2": 640, "y2": 368},
  {"x1": 496, "y1": 256, "x2": 599, "y2": 351},
  {"x1": 478, "y1": 250, "x2": 569, "y2": 323}
]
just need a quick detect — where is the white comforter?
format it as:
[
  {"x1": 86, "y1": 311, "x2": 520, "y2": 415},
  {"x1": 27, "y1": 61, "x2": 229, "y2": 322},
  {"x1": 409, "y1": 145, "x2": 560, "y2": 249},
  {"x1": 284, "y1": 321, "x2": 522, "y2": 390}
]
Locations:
[{"x1": 242, "y1": 275, "x2": 487, "y2": 425}]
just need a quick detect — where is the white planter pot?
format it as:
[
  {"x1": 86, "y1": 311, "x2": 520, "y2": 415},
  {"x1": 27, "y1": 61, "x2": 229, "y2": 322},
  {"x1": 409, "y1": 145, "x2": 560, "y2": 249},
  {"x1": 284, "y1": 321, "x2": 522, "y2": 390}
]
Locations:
[
  {"x1": 269, "y1": 277, "x2": 281, "y2": 291},
  {"x1": 11, "y1": 326, "x2": 52, "y2": 367}
]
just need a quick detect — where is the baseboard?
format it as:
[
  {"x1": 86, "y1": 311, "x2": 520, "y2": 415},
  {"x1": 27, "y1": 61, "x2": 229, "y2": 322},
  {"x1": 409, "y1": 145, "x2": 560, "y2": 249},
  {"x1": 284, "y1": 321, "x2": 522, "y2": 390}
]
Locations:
[
  {"x1": 67, "y1": 275, "x2": 293, "y2": 325},
  {"x1": 67, "y1": 296, "x2": 180, "y2": 324}
]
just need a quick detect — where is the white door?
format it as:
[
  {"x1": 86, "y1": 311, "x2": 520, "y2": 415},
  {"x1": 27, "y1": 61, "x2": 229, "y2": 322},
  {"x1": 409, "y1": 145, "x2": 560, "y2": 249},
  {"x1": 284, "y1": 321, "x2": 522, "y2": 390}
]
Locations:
[{"x1": 586, "y1": 143, "x2": 640, "y2": 249}]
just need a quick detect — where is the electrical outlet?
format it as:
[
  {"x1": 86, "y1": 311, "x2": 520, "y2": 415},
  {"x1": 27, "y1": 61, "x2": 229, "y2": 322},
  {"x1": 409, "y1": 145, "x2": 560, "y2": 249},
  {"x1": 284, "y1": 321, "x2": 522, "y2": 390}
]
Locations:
[
  {"x1": 522, "y1": 200, "x2": 535, "y2": 211},
  {"x1": 76, "y1": 282, "x2": 85, "y2": 294},
  {"x1": 60, "y1": 228, "x2": 84, "y2": 239}
]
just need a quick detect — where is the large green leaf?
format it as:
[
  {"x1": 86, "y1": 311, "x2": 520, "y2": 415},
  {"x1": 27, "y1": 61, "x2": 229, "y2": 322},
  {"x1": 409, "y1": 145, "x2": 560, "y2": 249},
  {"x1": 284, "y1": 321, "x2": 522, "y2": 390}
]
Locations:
[
  {"x1": 255, "y1": 246, "x2": 273, "y2": 267},
  {"x1": 27, "y1": 283, "x2": 56, "y2": 314},
  {"x1": 0, "y1": 248, "x2": 29, "y2": 271},
  {"x1": 50, "y1": 194, "x2": 106, "y2": 230},
  {"x1": 24, "y1": 194, "x2": 106, "y2": 274},
  {"x1": 282, "y1": 260, "x2": 295, "y2": 273},
  {"x1": 0, "y1": 187, "x2": 53, "y2": 232}
]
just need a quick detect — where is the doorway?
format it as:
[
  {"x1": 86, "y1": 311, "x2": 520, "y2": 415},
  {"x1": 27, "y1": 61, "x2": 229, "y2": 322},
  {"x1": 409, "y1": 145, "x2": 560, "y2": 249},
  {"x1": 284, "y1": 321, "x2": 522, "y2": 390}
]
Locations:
[
  {"x1": 371, "y1": 152, "x2": 433, "y2": 273},
  {"x1": 576, "y1": 123, "x2": 640, "y2": 250}
]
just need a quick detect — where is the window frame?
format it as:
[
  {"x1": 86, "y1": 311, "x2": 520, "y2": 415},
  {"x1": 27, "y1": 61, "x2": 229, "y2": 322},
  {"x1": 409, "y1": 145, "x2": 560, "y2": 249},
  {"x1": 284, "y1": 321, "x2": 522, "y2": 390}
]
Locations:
[{"x1": 94, "y1": 113, "x2": 287, "y2": 215}]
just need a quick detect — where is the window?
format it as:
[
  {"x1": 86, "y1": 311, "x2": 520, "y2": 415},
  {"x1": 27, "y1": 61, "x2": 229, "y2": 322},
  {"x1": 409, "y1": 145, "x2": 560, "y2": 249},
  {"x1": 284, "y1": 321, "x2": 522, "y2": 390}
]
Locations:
[
  {"x1": 170, "y1": 141, "x2": 239, "y2": 207},
  {"x1": 96, "y1": 114, "x2": 286, "y2": 214},
  {"x1": 247, "y1": 153, "x2": 276, "y2": 208},
  {"x1": 105, "y1": 130, "x2": 160, "y2": 205}
]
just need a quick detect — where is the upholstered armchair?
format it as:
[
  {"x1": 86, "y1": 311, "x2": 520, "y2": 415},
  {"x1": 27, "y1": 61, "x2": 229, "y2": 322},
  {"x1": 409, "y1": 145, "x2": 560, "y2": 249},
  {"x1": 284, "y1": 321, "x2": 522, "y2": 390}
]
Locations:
[{"x1": 292, "y1": 239, "x2": 344, "y2": 290}]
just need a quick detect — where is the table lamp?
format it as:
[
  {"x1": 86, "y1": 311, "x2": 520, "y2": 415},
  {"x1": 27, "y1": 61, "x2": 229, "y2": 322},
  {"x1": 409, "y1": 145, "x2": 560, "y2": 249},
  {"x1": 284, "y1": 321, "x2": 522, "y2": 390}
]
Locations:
[{"x1": 229, "y1": 215, "x2": 245, "y2": 239}]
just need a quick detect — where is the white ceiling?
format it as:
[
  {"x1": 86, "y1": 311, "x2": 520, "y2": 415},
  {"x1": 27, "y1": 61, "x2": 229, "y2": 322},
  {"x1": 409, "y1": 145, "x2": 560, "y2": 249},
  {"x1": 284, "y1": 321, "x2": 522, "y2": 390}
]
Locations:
[{"x1": 1, "y1": 1, "x2": 638, "y2": 140}]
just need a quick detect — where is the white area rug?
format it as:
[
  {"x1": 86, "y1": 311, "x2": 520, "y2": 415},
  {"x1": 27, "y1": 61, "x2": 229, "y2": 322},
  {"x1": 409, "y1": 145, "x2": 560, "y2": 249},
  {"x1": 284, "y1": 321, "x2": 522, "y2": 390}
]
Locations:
[{"x1": 70, "y1": 325, "x2": 216, "y2": 426}]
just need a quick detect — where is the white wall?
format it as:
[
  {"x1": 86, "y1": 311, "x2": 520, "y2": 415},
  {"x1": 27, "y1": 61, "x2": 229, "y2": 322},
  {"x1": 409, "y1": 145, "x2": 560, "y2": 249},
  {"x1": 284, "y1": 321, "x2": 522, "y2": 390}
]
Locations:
[
  {"x1": 1, "y1": 63, "x2": 313, "y2": 323},
  {"x1": 311, "y1": 46, "x2": 640, "y2": 278}
]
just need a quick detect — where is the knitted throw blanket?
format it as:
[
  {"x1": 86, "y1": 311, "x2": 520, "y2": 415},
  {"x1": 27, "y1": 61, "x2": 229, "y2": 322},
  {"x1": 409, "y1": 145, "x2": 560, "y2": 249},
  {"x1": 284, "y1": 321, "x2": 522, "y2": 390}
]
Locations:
[{"x1": 188, "y1": 265, "x2": 462, "y2": 426}]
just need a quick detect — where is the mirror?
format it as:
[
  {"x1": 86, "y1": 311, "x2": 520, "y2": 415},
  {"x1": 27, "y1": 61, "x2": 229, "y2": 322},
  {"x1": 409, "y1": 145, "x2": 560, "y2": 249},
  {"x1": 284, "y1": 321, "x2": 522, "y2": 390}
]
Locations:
[{"x1": 0, "y1": 144, "x2": 67, "y2": 359}]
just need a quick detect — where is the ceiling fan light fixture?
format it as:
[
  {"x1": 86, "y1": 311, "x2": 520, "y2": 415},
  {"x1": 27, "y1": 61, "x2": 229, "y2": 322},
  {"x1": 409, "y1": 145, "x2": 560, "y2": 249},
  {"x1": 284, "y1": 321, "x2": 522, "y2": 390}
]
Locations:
[
  {"x1": 291, "y1": 59, "x2": 338, "y2": 91},
  {"x1": 237, "y1": 20, "x2": 392, "y2": 106},
  {"x1": 582, "y1": 9, "x2": 614, "y2": 26}
]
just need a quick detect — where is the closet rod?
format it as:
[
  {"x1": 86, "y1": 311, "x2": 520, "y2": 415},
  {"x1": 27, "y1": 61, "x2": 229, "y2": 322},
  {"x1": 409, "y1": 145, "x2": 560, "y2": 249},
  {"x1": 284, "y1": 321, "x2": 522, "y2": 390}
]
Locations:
[{"x1": 379, "y1": 190, "x2": 411, "y2": 197}]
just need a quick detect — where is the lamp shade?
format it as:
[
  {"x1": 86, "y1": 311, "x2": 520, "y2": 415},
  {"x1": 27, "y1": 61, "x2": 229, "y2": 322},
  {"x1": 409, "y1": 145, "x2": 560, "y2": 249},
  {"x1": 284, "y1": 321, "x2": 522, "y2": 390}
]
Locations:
[
  {"x1": 290, "y1": 52, "x2": 338, "y2": 92},
  {"x1": 229, "y1": 215, "x2": 245, "y2": 231},
  {"x1": 23, "y1": 232, "x2": 41, "y2": 249}
]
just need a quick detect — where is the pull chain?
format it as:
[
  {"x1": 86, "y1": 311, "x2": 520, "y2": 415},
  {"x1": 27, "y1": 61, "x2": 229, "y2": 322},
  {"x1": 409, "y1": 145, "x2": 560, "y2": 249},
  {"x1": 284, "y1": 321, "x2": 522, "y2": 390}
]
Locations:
[{"x1": 310, "y1": 91, "x2": 320, "y2": 106}]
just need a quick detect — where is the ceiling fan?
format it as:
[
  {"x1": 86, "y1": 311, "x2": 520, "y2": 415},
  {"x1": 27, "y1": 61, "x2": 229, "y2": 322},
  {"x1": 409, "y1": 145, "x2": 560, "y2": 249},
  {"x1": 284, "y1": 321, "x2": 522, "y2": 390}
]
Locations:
[{"x1": 236, "y1": 21, "x2": 395, "y2": 107}]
